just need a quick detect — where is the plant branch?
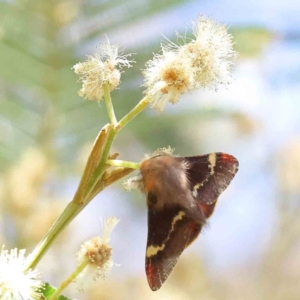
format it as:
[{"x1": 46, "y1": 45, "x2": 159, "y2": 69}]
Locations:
[
  {"x1": 25, "y1": 94, "x2": 149, "y2": 270},
  {"x1": 117, "y1": 96, "x2": 149, "y2": 130},
  {"x1": 106, "y1": 159, "x2": 140, "y2": 169},
  {"x1": 103, "y1": 85, "x2": 117, "y2": 126},
  {"x1": 48, "y1": 260, "x2": 88, "y2": 300},
  {"x1": 23, "y1": 202, "x2": 80, "y2": 272}
]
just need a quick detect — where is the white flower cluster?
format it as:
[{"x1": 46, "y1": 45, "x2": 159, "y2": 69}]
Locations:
[
  {"x1": 73, "y1": 43, "x2": 134, "y2": 102},
  {"x1": 143, "y1": 16, "x2": 237, "y2": 112},
  {"x1": 0, "y1": 247, "x2": 43, "y2": 300}
]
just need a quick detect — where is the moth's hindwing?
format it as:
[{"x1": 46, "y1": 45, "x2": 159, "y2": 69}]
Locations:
[
  {"x1": 146, "y1": 204, "x2": 203, "y2": 291},
  {"x1": 180, "y1": 152, "x2": 239, "y2": 218}
]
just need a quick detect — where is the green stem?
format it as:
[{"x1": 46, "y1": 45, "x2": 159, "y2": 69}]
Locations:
[
  {"x1": 84, "y1": 126, "x2": 117, "y2": 201},
  {"x1": 23, "y1": 202, "x2": 80, "y2": 272},
  {"x1": 106, "y1": 159, "x2": 140, "y2": 169},
  {"x1": 103, "y1": 85, "x2": 117, "y2": 126},
  {"x1": 24, "y1": 129, "x2": 116, "y2": 271},
  {"x1": 117, "y1": 96, "x2": 149, "y2": 130},
  {"x1": 25, "y1": 96, "x2": 149, "y2": 270},
  {"x1": 49, "y1": 260, "x2": 88, "y2": 300},
  {"x1": 73, "y1": 124, "x2": 109, "y2": 205},
  {"x1": 24, "y1": 128, "x2": 117, "y2": 271}
]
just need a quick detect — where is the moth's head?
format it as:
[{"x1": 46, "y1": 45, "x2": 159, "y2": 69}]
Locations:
[
  {"x1": 140, "y1": 154, "x2": 176, "y2": 174},
  {"x1": 124, "y1": 153, "x2": 190, "y2": 204},
  {"x1": 124, "y1": 155, "x2": 173, "y2": 194},
  {"x1": 140, "y1": 154, "x2": 190, "y2": 197},
  {"x1": 123, "y1": 156, "x2": 170, "y2": 193}
]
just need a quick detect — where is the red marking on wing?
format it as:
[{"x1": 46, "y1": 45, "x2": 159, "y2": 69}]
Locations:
[
  {"x1": 220, "y1": 153, "x2": 238, "y2": 163},
  {"x1": 180, "y1": 152, "x2": 239, "y2": 206},
  {"x1": 199, "y1": 201, "x2": 217, "y2": 219},
  {"x1": 146, "y1": 261, "x2": 164, "y2": 291},
  {"x1": 186, "y1": 221, "x2": 202, "y2": 247},
  {"x1": 146, "y1": 264, "x2": 155, "y2": 290}
]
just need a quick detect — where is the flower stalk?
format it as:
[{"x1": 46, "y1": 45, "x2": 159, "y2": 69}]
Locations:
[
  {"x1": 117, "y1": 96, "x2": 149, "y2": 130},
  {"x1": 23, "y1": 201, "x2": 80, "y2": 272},
  {"x1": 104, "y1": 85, "x2": 118, "y2": 126},
  {"x1": 106, "y1": 159, "x2": 140, "y2": 169},
  {"x1": 48, "y1": 260, "x2": 88, "y2": 300}
]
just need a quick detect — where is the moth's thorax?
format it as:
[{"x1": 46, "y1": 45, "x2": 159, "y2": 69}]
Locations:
[{"x1": 140, "y1": 155, "x2": 191, "y2": 210}]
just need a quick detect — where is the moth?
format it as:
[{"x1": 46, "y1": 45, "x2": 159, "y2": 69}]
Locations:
[{"x1": 137, "y1": 152, "x2": 239, "y2": 291}]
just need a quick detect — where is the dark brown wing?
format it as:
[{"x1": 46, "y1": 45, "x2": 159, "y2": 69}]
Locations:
[
  {"x1": 145, "y1": 152, "x2": 239, "y2": 290},
  {"x1": 177, "y1": 153, "x2": 238, "y2": 218},
  {"x1": 146, "y1": 204, "x2": 203, "y2": 291}
]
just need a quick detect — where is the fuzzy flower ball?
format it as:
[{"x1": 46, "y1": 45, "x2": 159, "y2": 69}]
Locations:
[
  {"x1": 73, "y1": 43, "x2": 134, "y2": 102},
  {"x1": 143, "y1": 16, "x2": 237, "y2": 112},
  {"x1": 76, "y1": 217, "x2": 119, "y2": 290},
  {"x1": 0, "y1": 247, "x2": 43, "y2": 300}
]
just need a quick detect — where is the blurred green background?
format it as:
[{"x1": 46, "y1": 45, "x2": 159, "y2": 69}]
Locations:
[{"x1": 1, "y1": 0, "x2": 300, "y2": 299}]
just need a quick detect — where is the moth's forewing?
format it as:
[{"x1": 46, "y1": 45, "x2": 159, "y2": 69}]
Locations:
[
  {"x1": 198, "y1": 200, "x2": 218, "y2": 219},
  {"x1": 144, "y1": 152, "x2": 239, "y2": 291},
  {"x1": 178, "y1": 153, "x2": 239, "y2": 206},
  {"x1": 146, "y1": 204, "x2": 203, "y2": 291}
]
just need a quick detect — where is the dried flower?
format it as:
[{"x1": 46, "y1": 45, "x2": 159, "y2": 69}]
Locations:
[
  {"x1": 76, "y1": 217, "x2": 119, "y2": 290},
  {"x1": 143, "y1": 16, "x2": 237, "y2": 112},
  {"x1": 0, "y1": 247, "x2": 43, "y2": 300},
  {"x1": 73, "y1": 42, "x2": 134, "y2": 102}
]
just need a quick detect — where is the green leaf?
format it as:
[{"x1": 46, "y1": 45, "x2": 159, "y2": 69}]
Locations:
[
  {"x1": 58, "y1": 295, "x2": 73, "y2": 300},
  {"x1": 42, "y1": 283, "x2": 56, "y2": 297},
  {"x1": 42, "y1": 283, "x2": 73, "y2": 300}
]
